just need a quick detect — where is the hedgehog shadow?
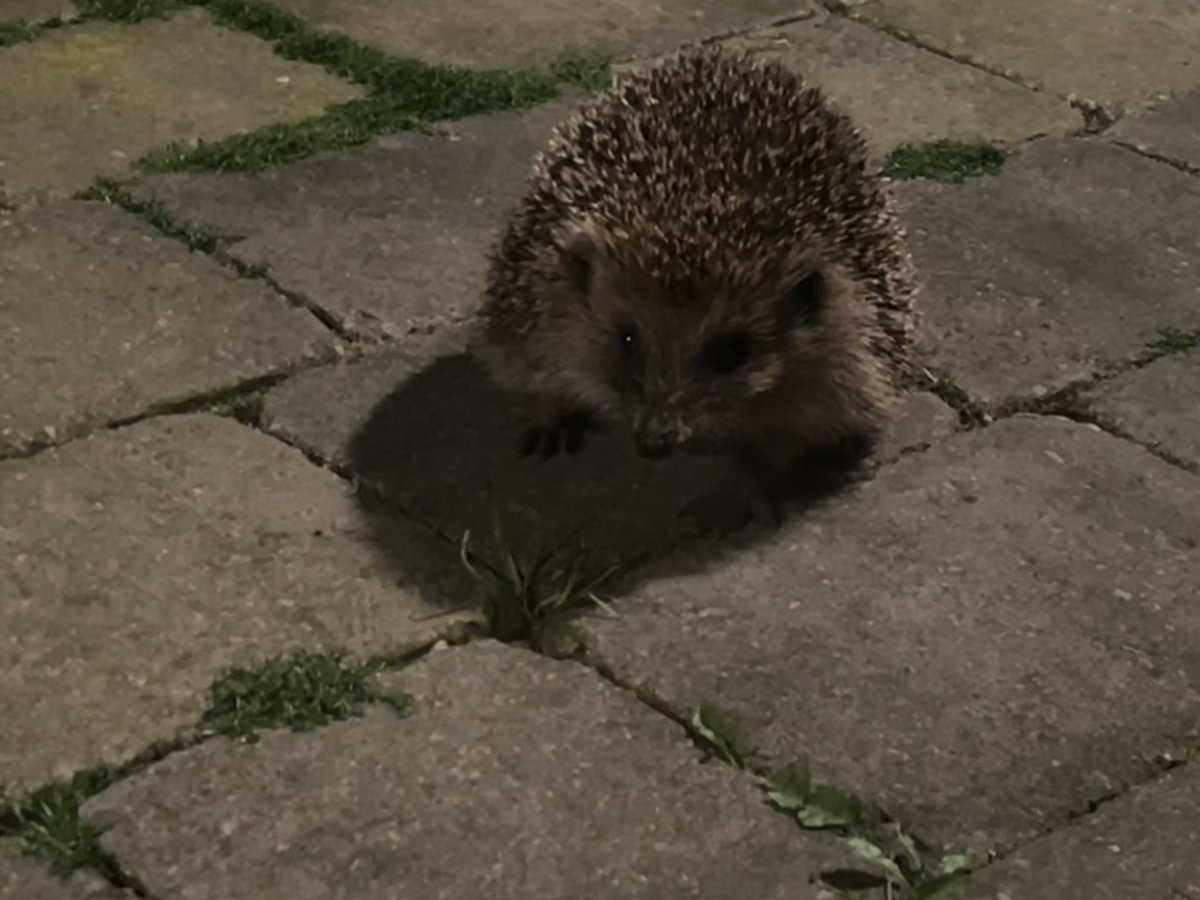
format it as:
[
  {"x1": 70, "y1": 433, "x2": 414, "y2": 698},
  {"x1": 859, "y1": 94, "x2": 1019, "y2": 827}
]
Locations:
[{"x1": 344, "y1": 349, "x2": 869, "y2": 611}]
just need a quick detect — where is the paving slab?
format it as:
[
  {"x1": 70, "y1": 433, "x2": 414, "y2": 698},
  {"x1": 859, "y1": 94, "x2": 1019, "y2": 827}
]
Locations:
[
  {"x1": 579, "y1": 415, "x2": 1200, "y2": 856},
  {"x1": 0, "y1": 8, "x2": 361, "y2": 197},
  {"x1": 699, "y1": 16, "x2": 1077, "y2": 155},
  {"x1": 0, "y1": 201, "x2": 336, "y2": 456},
  {"x1": 130, "y1": 103, "x2": 572, "y2": 340},
  {"x1": 963, "y1": 762, "x2": 1200, "y2": 900},
  {"x1": 0, "y1": 414, "x2": 474, "y2": 793},
  {"x1": 259, "y1": 329, "x2": 955, "y2": 569},
  {"x1": 1079, "y1": 351, "x2": 1200, "y2": 470},
  {"x1": 0, "y1": 0, "x2": 76, "y2": 24},
  {"x1": 269, "y1": 0, "x2": 811, "y2": 70},
  {"x1": 897, "y1": 138, "x2": 1200, "y2": 408},
  {"x1": 845, "y1": 0, "x2": 1200, "y2": 112},
  {"x1": 81, "y1": 642, "x2": 850, "y2": 900},
  {"x1": 1110, "y1": 87, "x2": 1200, "y2": 173},
  {"x1": 0, "y1": 840, "x2": 129, "y2": 900}
]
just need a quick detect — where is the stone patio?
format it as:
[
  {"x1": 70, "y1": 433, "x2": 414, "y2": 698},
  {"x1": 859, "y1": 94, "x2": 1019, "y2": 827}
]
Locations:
[{"x1": 1, "y1": 1, "x2": 1197, "y2": 898}]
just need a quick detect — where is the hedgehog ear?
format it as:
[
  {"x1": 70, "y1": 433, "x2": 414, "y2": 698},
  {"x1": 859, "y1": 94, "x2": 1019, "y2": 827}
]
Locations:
[
  {"x1": 560, "y1": 229, "x2": 603, "y2": 298},
  {"x1": 783, "y1": 269, "x2": 827, "y2": 327}
]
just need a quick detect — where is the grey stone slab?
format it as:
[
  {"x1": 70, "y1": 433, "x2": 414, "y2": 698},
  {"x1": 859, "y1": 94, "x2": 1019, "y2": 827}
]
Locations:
[
  {"x1": 130, "y1": 103, "x2": 573, "y2": 341},
  {"x1": 964, "y1": 762, "x2": 1200, "y2": 900},
  {"x1": 0, "y1": 414, "x2": 474, "y2": 793},
  {"x1": 579, "y1": 415, "x2": 1200, "y2": 856},
  {"x1": 269, "y1": 0, "x2": 812, "y2": 70},
  {"x1": 0, "y1": 0, "x2": 77, "y2": 24},
  {"x1": 898, "y1": 138, "x2": 1200, "y2": 408},
  {"x1": 82, "y1": 641, "x2": 851, "y2": 900},
  {"x1": 1079, "y1": 351, "x2": 1200, "y2": 470},
  {"x1": 706, "y1": 16, "x2": 1077, "y2": 156},
  {"x1": 1110, "y1": 87, "x2": 1200, "y2": 173},
  {"x1": 0, "y1": 9, "x2": 361, "y2": 197},
  {"x1": 0, "y1": 201, "x2": 336, "y2": 455},
  {"x1": 260, "y1": 329, "x2": 956, "y2": 570},
  {"x1": 0, "y1": 840, "x2": 129, "y2": 900},
  {"x1": 847, "y1": 0, "x2": 1200, "y2": 112}
]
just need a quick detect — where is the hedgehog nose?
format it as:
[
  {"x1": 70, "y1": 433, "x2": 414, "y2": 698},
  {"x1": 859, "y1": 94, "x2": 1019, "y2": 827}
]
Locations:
[{"x1": 634, "y1": 419, "x2": 675, "y2": 460}]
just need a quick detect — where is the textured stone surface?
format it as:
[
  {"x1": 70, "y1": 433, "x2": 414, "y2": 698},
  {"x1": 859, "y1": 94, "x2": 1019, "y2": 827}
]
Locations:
[
  {"x1": 131, "y1": 103, "x2": 571, "y2": 339},
  {"x1": 1080, "y1": 352, "x2": 1200, "y2": 469},
  {"x1": 260, "y1": 329, "x2": 955, "y2": 568},
  {"x1": 0, "y1": 0, "x2": 76, "y2": 23},
  {"x1": 1110, "y1": 87, "x2": 1200, "y2": 172},
  {"x1": 0, "y1": 414, "x2": 473, "y2": 792},
  {"x1": 898, "y1": 138, "x2": 1200, "y2": 408},
  {"x1": 0, "y1": 201, "x2": 335, "y2": 455},
  {"x1": 848, "y1": 0, "x2": 1200, "y2": 111},
  {"x1": 83, "y1": 642, "x2": 848, "y2": 900},
  {"x1": 964, "y1": 763, "x2": 1200, "y2": 899},
  {"x1": 0, "y1": 9, "x2": 361, "y2": 196},
  {"x1": 581, "y1": 416, "x2": 1200, "y2": 855},
  {"x1": 711, "y1": 16, "x2": 1077, "y2": 154},
  {"x1": 270, "y1": 0, "x2": 810, "y2": 69},
  {"x1": 0, "y1": 840, "x2": 129, "y2": 900}
]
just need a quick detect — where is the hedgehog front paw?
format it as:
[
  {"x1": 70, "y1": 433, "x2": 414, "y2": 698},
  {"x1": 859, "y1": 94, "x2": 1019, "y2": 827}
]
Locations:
[
  {"x1": 677, "y1": 471, "x2": 781, "y2": 537},
  {"x1": 516, "y1": 410, "x2": 593, "y2": 460}
]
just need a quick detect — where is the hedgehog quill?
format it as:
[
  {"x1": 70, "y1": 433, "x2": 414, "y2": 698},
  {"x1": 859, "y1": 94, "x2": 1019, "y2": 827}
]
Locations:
[{"x1": 475, "y1": 50, "x2": 919, "y2": 535}]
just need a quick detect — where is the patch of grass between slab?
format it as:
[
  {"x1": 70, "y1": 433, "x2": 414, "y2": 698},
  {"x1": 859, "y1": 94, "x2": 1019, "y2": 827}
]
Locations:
[
  {"x1": 200, "y1": 649, "x2": 412, "y2": 742},
  {"x1": 692, "y1": 703, "x2": 973, "y2": 899},
  {"x1": 128, "y1": 0, "x2": 611, "y2": 172},
  {"x1": 77, "y1": 0, "x2": 180, "y2": 21},
  {"x1": 885, "y1": 140, "x2": 1007, "y2": 184},
  {"x1": 0, "y1": 770, "x2": 122, "y2": 877},
  {"x1": 1146, "y1": 326, "x2": 1200, "y2": 357},
  {"x1": 913, "y1": 367, "x2": 989, "y2": 428}
]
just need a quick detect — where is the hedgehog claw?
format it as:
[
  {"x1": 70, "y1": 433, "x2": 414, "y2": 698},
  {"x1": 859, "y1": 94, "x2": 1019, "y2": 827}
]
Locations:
[{"x1": 516, "y1": 410, "x2": 592, "y2": 460}]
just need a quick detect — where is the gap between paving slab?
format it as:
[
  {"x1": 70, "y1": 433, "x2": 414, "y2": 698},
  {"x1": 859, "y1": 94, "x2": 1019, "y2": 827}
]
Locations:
[
  {"x1": 1109, "y1": 86, "x2": 1200, "y2": 175},
  {"x1": 80, "y1": 641, "x2": 855, "y2": 900},
  {"x1": 268, "y1": 0, "x2": 815, "y2": 70},
  {"x1": 0, "y1": 200, "x2": 337, "y2": 457},
  {"x1": 898, "y1": 137, "x2": 1200, "y2": 410},
  {"x1": 0, "y1": 839, "x2": 129, "y2": 900},
  {"x1": 577, "y1": 415, "x2": 1200, "y2": 857},
  {"x1": 0, "y1": 7, "x2": 362, "y2": 197},
  {"x1": 0, "y1": 413, "x2": 478, "y2": 793}
]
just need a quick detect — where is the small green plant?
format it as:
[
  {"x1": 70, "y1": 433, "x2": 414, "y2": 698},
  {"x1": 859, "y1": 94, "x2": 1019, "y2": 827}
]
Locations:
[
  {"x1": 459, "y1": 518, "x2": 615, "y2": 650},
  {"x1": 200, "y1": 650, "x2": 410, "y2": 741},
  {"x1": 0, "y1": 19, "x2": 41, "y2": 46},
  {"x1": 691, "y1": 702, "x2": 758, "y2": 767},
  {"x1": 762, "y1": 762, "x2": 864, "y2": 829},
  {"x1": 0, "y1": 769, "x2": 120, "y2": 876},
  {"x1": 841, "y1": 833, "x2": 972, "y2": 899},
  {"x1": 1147, "y1": 326, "x2": 1199, "y2": 356},
  {"x1": 885, "y1": 140, "x2": 1006, "y2": 184},
  {"x1": 915, "y1": 367, "x2": 989, "y2": 428}
]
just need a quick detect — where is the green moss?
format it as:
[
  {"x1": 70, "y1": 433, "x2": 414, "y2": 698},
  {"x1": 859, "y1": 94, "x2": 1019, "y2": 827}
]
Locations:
[
  {"x1": 129, "y1": 0, "x2": 609, "y2": 172},
  {"x1": 885, "y1": 139, "x2": 1007, "y2": 184},
  {"x1": 200, "y1": 650, "x2": 411, "y2": 741},
  {"x1": 0, "y1": 769, "x2": 121, "y2": 876},
  {"x1": 1147, "y1": 326, "x2": 1200, "y2": 356}
]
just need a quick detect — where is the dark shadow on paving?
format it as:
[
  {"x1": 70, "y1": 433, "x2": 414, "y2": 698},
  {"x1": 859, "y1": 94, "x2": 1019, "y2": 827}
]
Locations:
[{"x1": 340, "y1": 348, "x2": 872, "y2": 603}]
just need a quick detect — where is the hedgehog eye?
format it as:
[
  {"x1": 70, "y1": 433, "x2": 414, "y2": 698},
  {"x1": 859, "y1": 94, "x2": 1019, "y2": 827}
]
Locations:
[
  {"x1": 615, "y1": 321, "x2": 639, "y2": 355},
  {"x1": 704, "y1": 332, "x2": 751, "y2": 375},
  {"x1": 786, "y1": 270, "x2": 827, "y2": 326}
]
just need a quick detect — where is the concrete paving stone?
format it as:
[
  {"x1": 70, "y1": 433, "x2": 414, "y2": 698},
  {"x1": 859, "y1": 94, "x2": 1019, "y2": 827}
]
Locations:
[
  {"x1": 699, "y1": 16, "x2": 1078, "y2": 155},
  {"x1": 846, "y1": 0, "x2": 1200, "y2": 113},
  {"x1": 1110, "y1": 87, "x2": 1200, "y2": 173},
  {"x1": 1079, "y1": 351, "x2": 1200, "y2": 470},
  {"x1": 129, "y1": 103, "x2": 573, "y2": 340},
  {"x1": 897, "y1": 138, "x2": 1200, "y2": 408},
  {"x1": 0, "y1": 840, "x2": 130, "y2": 900},
  {"x1": 0, "y1": 201, "x2": 336, "y2": 456},
  {"x1": 259, "y1": 328, "x2": 956, "y2": 568},
  {"x1": 579, "y1": 415, "x2": 1200, "y2": 856},
  {"x1": 82, "y1": 641, "x2": 853, "y2": 900},
  {"x1": 270, "y1": 0, "x2": 813, "y2": 70},
  {"x1": 0, "y1": 414, "x2": 475, "y2": 793},
  {"x1": 0, "y1": 8, "x2": 362, "y2": 197},
  {"x1": 963, "y1": 762, "x2": 1200, "y2": 900},
  {"x1": 0, "y1": 0, "x2": 77, "y2": 24}
]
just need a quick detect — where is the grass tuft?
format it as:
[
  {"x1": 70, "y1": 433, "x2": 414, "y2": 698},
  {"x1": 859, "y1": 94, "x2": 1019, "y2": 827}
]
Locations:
[
  {"x1": 0, "y1": 19, "x2": 42, "y2": 45},
  {"x1": 76, "y1": 0, "x2": 179, "y2": 22},
  {"x1": 200, "y1": 649, "x2": 411, "y2": 741},
  {"x1": 885, "y1": 139, "x2": 1007, "y2": 184},
  {"x1": 0, "y1": 770, "x2": 121, "y2": 876},
  {"x1": 77, "y1": 178, "x2": 230, "y2": 253},
  {"x1": 914, "y1": 367, "x2": 989, "y2": 428},
  {"x1": 1146, "y1": 326, "x2": 1200, "y2": 357}
]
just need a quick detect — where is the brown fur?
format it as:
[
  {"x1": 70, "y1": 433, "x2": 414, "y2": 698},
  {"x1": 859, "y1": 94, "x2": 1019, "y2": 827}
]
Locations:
[{"x1": 474, "y1": 48, "x2": 919, "y2": 533}]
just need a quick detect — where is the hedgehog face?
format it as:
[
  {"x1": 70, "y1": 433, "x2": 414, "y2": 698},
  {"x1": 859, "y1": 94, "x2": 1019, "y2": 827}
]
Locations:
[{"x1": 558, "y1": 230, "x2": 829, "y2": 459}]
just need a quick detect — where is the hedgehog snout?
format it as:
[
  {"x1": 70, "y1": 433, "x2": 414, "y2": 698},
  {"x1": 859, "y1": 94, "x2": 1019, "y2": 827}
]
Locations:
[{"x1": 632, "y1": 408, "x2": 692, "y2": 460}]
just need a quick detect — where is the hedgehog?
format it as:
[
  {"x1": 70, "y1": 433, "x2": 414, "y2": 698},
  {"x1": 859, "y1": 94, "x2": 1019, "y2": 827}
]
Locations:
[{"x1": 473, "y1": 48, "x2": 919, "y2": 535}]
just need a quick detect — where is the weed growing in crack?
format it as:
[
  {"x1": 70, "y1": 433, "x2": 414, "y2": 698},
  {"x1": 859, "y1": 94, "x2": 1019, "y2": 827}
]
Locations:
[
  {"x1": 459, "y1": 518, "x2": 616, "y2": 654},
  {"x1": 914, "y1": 367, "x2": 989, "y2": 428},
  {"x1": 690, "y1": 703, "x2": 973, "y2": 899},
  {"x1": 1146, "y1": 326, "x2": 1199, "y2": 357},
  {"x1": 0, "y1": 19, "x2": 42, "y2": 45},
  {"x1": 200, "y1": 650, "x2": 411, "y2": 742},
  {"x1": 0, "y1": 770, "x2": 120, "y2": 876},
  {"x1": 885, "y1": 140, "x2": 1006, "y2": 184},
  {"x1": 77, "y1": 178, "x2": 230, "y2": 254}
]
